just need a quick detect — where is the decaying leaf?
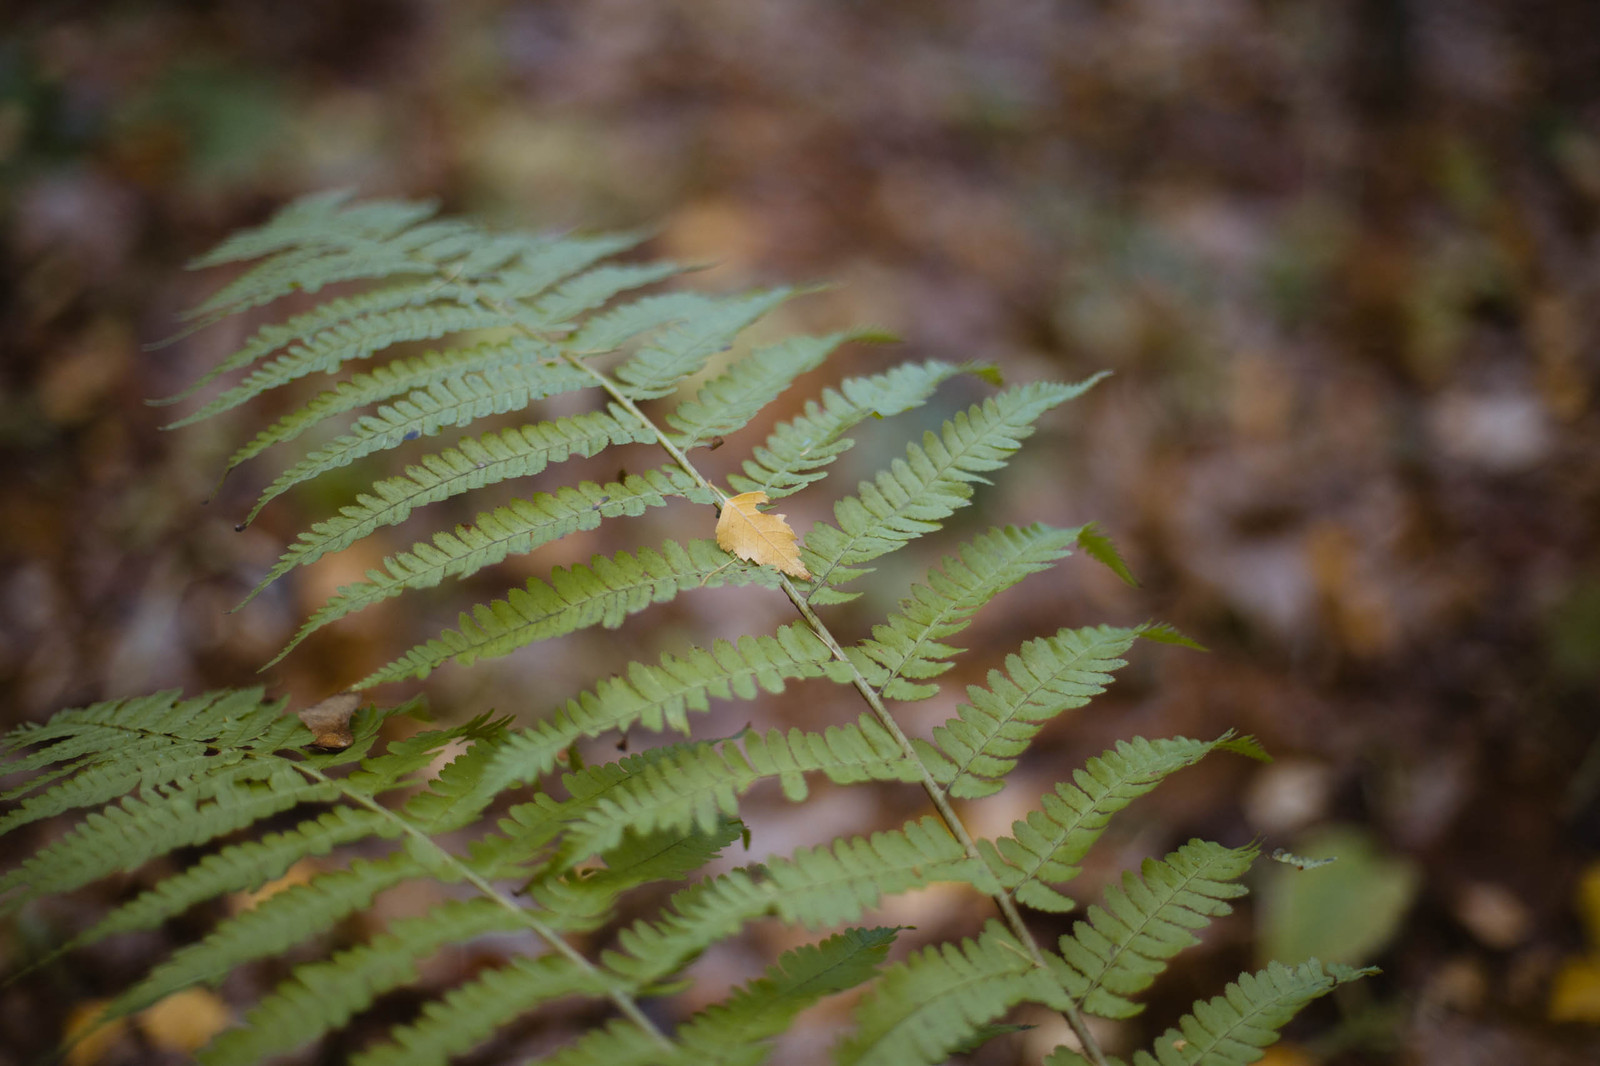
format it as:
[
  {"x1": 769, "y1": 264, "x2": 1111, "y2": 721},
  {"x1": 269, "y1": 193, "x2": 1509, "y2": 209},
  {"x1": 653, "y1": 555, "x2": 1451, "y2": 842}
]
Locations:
[
  {"x1": 297, "y1": 691, "x2": 361, "y2": 750},
  {"x1": 139, "y1": 988, "x2": 232, "y2": 1054},
  {"x1": 715, "y1": 490, "x2": 811, "y2": 579}
]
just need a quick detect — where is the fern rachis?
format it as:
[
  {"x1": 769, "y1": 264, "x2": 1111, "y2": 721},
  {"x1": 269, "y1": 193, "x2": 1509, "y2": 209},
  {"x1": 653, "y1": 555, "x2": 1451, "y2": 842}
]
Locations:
[{"x1": 0, "y1": 193, "x2": 1374, "y2": 1066}]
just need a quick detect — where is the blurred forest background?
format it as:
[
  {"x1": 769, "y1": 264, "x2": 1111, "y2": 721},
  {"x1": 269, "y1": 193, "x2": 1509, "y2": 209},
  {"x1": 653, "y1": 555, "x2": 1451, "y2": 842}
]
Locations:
[{"x1": 3, "y1": 1, "x2": 1599, "y2": 1064}]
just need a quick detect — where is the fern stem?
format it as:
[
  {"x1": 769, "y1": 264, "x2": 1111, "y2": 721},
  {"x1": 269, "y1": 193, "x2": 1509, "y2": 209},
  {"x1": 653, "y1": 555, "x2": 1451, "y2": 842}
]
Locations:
[
  {"x1": 774, "y1": 580, "x2": 1112, "y2": 1066},
  {"x1": 474, "y1": 281, "x2": 1105, "y2": 1063},
  {"x1": 306, "y1": 767, "x2": 675, "y2": 1051}
]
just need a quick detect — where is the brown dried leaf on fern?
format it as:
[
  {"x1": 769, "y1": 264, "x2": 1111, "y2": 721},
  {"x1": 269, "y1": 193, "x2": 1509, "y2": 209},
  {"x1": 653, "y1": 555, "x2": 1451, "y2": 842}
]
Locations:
[{"x1": 715, "y1": 491, "x2": 811, "y2": 579}]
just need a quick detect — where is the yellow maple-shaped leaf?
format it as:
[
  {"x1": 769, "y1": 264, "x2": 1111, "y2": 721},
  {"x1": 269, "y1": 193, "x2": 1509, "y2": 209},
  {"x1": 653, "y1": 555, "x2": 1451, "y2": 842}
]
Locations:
[{"x1": 715, "y1": 491, "x2": 811, "y2": 579}]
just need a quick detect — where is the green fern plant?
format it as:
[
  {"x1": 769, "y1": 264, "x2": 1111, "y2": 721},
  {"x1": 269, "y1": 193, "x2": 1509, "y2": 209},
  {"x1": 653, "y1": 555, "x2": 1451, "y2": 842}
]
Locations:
[{"x1": 1, "y1": 191, "x2": 1374, "y2": 1065}]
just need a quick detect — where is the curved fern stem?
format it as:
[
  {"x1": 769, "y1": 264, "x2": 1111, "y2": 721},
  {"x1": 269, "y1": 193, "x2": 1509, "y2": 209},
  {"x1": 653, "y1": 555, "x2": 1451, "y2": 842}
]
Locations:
[
  {"x1": 303, "y1": 764, "x2": 674, "y2": 1052},
  {"x1": 776, "y1": 578, "x2": 1112, "y2": 1066}
]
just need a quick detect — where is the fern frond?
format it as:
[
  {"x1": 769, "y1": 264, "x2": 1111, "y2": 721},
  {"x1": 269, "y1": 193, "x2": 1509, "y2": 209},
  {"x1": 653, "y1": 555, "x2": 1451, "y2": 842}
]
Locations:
[
  {"x1": 166, "y1": 305, "x2": 555, "y2": 432},
  {"x1": 415, "y1": 623, "x2": 849, "y2": 825},
  {"x1": 543, "y1": 622, "x2": 845, "y2": 741},
  {"x1": 1057, "y1": 839, "x2": 1256, "y2": 1019},
  {"x1": 74, "y1": 804, "x2": 394, "y2": 953},
  {"x1": 518, "y1": 714, "x2": 944, "y2": 875},
  {"x1": 245, "y1": 362, "x2": 617, "y2": 522},
  {"x1": 534, "y1": 1018, "x2": 684, "y2": 1066},
  {"x1": 246, "y1": 406, "x2": 660, "y2": 606},
  {"x1": 803, "y1": 377, "x2": 1105, "y2": 601},
  {"x1": 184, "y1": 216, "x2": 476, "y2": 329},
  {"x1": 270, "y1": 467, "x2": 705, "y2": 664},
  {"x1": 917, "y1": 623, "x2": 1142, "y2": 800},
  {"x1": 675, "y1": 927, "x2": 898, "y2": 1056},
  {"x1": 851, "y1": 523, "x2": 1083, "y2": 701},
  {"x1": 1046, "y1": 959, "x2": 1377, "y2": 1066},
  {"x1": 835, "y1": 919, "x2": 1071, "y2": 1066},
  {"x1": 665, "y1": 330, "x2": 866, "y2": 450},
  {"x1": 599, "y1": 871, "x2": 775, "y2": 988},
  {"x1": 0, "y1": 689, "x2": 287, "y2": 836},
  {"x1": 358, "y1": 539, "x2": 788, "y2": 686},
  {"x1": 184, "y1": 190, "x2": 431, "y2": 271},
  {"x1": 0, "y1": 714, "x2": 392, "y2": 908},
  {"x1": 762, "y1": 815, "x2": 996, "y2": 928},
  {"x1": 347, "y1": 953, "x2": 611, "y2": 1066},
  {"x1": 527, "y1": 819, "x2": 746, "y2": 929},
  {"x1": 106, "y1": 850, "x2": 422, "y2": 1019},
  {"x1": 197, "y1": 897, "x2": 526, "y2": 1066},
  {"x1": 978, "y1": 735, "x2": 1257, "y2": 913},
  {"x1": 219, "y1": 334, "x2": 568, "y2": 466},
  {"x1": 154, "y1": 279, "x2": 465, "y2": 408},
  {"x1": 612, "y1": 288, "x2": 795, "y2": 400},
  {"x1": 729, "y1": 359, "x2": 976, "y2": 498}
]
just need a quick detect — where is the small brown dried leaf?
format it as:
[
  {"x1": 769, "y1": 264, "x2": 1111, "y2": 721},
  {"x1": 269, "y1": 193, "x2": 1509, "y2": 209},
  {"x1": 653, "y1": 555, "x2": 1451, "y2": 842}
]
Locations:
[
  {"x1": 297, "y1": 692, "x2": 361, "y2": 751},
  {"x1": 714, "y1": 491, "x2": 811, "y2": 579}
]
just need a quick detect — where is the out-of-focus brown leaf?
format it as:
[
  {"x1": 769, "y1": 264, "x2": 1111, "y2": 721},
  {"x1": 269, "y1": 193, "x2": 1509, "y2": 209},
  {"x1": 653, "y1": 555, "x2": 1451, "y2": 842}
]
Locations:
[
  {"x1": 138, "y1": 988, "x2": 231, "y2": 1054},
  {"x1": 63, "y1": 1000, "x2": 123, "y2": 1066},
  {"x1": 715, "y1": 491, "x2": 810, "y2": 579},
  {"x1": 296, "y1": 691, "x2": 361, "y2": 751}
]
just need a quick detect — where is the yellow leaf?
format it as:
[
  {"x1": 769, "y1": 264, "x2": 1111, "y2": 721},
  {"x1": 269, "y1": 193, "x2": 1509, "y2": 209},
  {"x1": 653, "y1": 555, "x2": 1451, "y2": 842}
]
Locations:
[
  {"x1": 139, "y1": 987, "x2": 232, "y2": 1053},
  {"x1": 230, "y1": 857, "x2": 320, "y2": 914},
  {"x1": 63, "y1": 1000, "x2": 125, "y2": 1066},
  {"x1": 715, "y1": 491, "x2": 811, "y2": 579},
  {"x1": 1549, "y1": 954, "x2": 1600, "y2": 1023}
]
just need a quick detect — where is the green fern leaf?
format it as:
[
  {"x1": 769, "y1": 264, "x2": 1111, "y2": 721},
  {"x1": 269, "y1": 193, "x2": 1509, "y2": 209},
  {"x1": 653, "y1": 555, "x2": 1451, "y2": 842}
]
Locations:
[
  {"x1": 852, "y1": 524, "x2": 1083, "y2": 700},
  {"x1": 0, "y1": 691, "x2": 290, "y2": 836},
  {"x1": 1077, "y1": 520, "x2": 1139, "y2": 587},
  {"x1": 1058, "y1": 839, "x2": 1256, "y2": 1019},
  {"x1": 1, "y1": 756, "x2": 343, "y2": 910},
  {"x1": 270, "y1": 467, "x2": 705, "y2": 664},
  {"x1": 426, "y1": 624, "x2": 847, "y2": 818},
  {"x1": 1047, "y1": 959, "x2": 1377, "y2": 1066},
  {"x1": 161, "y1": 232, "x2": 663, "y2": 414},
  {"x1": 803, "y1": 377, "x2": 1105, "y2": 601},
  {"x1": 197, "y1": 897, "x2": 526, "y2": 1066},
  {"x1": 246, "y1": 406, "x2": 660, "y2": 607},
  {"x1": 613, "y1": 288, "x2": 794, "y2": 399},
  {"x1": 245, "y1": 362, "x2": 614, "y2": 522},
  {"x1": 552, "y1": 621, "x2": 844, "y2": 738},
  {"x1": 534, "y1": 1018, "x2": 686, "y2": 1066},
  {"x1": 729, "y1": 359, "x2": 975, "y2": 498},
  {"x1": 184, "y1": 217, "x2": 477, "y2": 329},
  {"x1": 185, "y1": 190, "x2": 432, "y2": 271},
  {"x1": 565, "y1": 290, "x2": 719, "y2": 351},
  {"x1": 154, "y1": 279, "x2": 467, "y2": 408},
  {"x1": 528, "y1": 820, "x2": 747, "y2": 929},
  {"x1": 513, "y1": 258, "x2": 685, "y2": 327},
  {"x1": 79, "y1": 805, "x2": 394, "y2": 954},
  {"x1": 106, "y1": 850, "x2": 423, "y2": 1019},
  {"x1": 675, "y1": 927, "x2": 899, "y2": 1057},
  {"x1": 600, "y1": 870, "x2": 774, "y2": 987},
  {"x1": 347, "y1": 954, "x2": 613, "y2": 1066},
  {"x1": 665, "y1": 331, "x2": 860, "y2": 449},
  {"x1": 166, "y1": 304, "x2": 556, "y2": 432},
  {"x1": 357, "y1": 539, "x2": 788, "y2": 686},
  {"x1": 919, "y1": 623, "x2": 1141, "y2": 800},
  {"x1": 219, "y1": 334, "x2": 568, "y2": 467},
  {"x1": 762, "y1": 815, "x2": 995, "y2": 928},
  {"x1": 979, "y1": 735, "x2": 1251, "y2": 913},
  {"x1": 835, "y1": 919, "x2": 1071, "y2": 1066},
  {"x1": 536, "y1": 720, "x2": 928, "y2": 873}
]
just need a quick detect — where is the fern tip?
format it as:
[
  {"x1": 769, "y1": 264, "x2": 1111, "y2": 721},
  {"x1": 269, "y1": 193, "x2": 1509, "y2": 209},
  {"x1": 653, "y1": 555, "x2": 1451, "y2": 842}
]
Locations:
[{"x1": 1135, "y1": 621, "x2": 1205, "y2": 651}]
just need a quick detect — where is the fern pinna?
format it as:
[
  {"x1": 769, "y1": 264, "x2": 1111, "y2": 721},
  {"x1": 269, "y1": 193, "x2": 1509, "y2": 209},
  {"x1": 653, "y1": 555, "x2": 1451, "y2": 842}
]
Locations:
[{"x1": 0, "y1": 191, "x2": 1372, "y2": 1065}]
